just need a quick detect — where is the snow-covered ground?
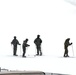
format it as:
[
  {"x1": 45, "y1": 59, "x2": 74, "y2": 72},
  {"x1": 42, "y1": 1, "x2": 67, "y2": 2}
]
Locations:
[
  {"x1": 0, "y1": 54, "x2": 76, "y2": 75},
  {"x1": 0, "y1": 0, "x2": 76, "y2": 75}
]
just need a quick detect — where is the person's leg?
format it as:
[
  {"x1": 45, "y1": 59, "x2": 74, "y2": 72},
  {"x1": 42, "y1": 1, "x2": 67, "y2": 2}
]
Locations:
[
  {"x1": 64, "y1": 47, "x2": 67, "y2": 57},
  {"x1": 64, "y1": 51, "x2": 66, "y2": 57},
  {"x1": 66, "y1": 49, "x2": 69, "y2": 57},
  {"x1": 13, "y1": 46, "x2": 16, "y2": 55},
  {"x1": 64, "y1": 48, "x2": 69, "y2": 57},
  {"x1": 15, "y1": 46, "x2": 17, "y2": 55},
  {"x1": 13, "y1": 46, "x2": 15, "y2": 55},
  {"x1": 36, "y1": 46, "x2": 39, "y2": 55},
  {"x1": 23, "y1": 47, "x2": 25, "y2": 57},
  {"x1": 24, "y1": 48, "x2": 26, "y2": 57},
  {"x1": 39, "y1": 46, "x2": 42, "y2": 56}
]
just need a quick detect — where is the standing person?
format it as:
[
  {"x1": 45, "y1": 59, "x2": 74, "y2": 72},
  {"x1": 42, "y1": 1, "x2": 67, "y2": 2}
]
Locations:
[
  {"x1": 11, "y1": 36, "x2": 21, "y2": 56},
  {"x1": 22, "y1": 39, "x2": 30, "y2": 57},
  {"x1": 64, "y1": 38, "x2": 72, "y2": 57},
  {"x1": 34, "y1": 35, "x2": 42, "y2": 56}
]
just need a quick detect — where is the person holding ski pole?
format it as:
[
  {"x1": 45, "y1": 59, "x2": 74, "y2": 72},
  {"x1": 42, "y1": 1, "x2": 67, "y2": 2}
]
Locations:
[
  {"x1": 64, "y1": 38, "x2": 72, "y2": 57},
  {"x1": 22, "y1": 38, "x2": 30, "y2": 57},
  {"x1": 34, "y1": 35, "x2": 42, "y2": 56},
  {"x1": 11, "y1": 36, "x2": 21, "y2": 56}
]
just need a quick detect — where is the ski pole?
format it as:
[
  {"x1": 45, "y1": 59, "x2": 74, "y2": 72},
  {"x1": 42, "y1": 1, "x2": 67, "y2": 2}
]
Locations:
[
  {"x1": 11, "y1": 44, "x2": 13, "y2": 55},
  {"x1": 20, "y1": 45, "x2": 21, "y2": 56},
  {"x1": 35, "y1": 46, "x2": 37, "y2": 55},
  {"x1": 72, "y1": 44, "x2": 74, "y2": 57}
]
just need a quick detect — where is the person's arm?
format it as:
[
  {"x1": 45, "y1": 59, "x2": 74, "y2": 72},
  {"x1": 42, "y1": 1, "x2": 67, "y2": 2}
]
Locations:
[
  {"x1": 11, "y1": 40, "x2": 14, "y2": 45},
  {"x1": 17, "y1": 40, "x2": 21, "y2": 45},
  {"x1": 27, "y1": 44, "x2": 30, "y2": 47},
  {"x1": 26, "y1": 44, "x2": 30, "y2": 47},
  {"x1": 70, "y1": 42, "x2": 72, "y2": 45},
  {"x1": 34, "y1": 39, "x2": 36, "y2": 43},
  {"x1": 69, "y1": 42, "x2": 72, "y2": 45},
  {"x1": 34, "y1": 38, "x2": 37, "y2": 44},
  {"x1": 40, "y1": 39, "x2": 42, "y2": 43}
]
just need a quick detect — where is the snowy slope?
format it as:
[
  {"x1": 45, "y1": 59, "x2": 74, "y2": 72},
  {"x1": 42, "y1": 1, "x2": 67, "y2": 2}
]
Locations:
[
  {"x1": 0, "y1": 55, "x2": 76, "y2": 75},
  {"x1": 0, "y1": 0, "x2": 76, "y2": 75}
]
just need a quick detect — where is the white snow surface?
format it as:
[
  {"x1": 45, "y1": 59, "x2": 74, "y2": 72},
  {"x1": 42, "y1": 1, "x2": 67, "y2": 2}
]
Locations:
[
  {"x1": 0, "y1": 55, "x2": 76, "y2": 75},
  {"x1": 0, "y1": 0, "x2": 76, "y2": 75}
]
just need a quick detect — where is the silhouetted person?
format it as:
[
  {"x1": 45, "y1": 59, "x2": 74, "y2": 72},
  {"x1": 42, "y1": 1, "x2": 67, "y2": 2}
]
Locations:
[
  {"x1": 64, "y1": 38, "x2": 72, "y2": 57},
  {"x1": 11, "y1": 36, "x2": 21, "y2": 56},
  {"x1": 22, "y1": 39, "x2": 30, "y2": 57},
  {"x1": 34, "y1": 35, "x2": 42, "y2": 56}
]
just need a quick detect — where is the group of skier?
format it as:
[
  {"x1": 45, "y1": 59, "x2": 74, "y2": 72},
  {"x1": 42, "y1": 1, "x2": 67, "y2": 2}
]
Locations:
[
  {"x1": 11, "y1": 35, "x2": 73, "y2": 58},
  {"x1": 11, "y1": 35, "x2": 42, "y2": 57}
]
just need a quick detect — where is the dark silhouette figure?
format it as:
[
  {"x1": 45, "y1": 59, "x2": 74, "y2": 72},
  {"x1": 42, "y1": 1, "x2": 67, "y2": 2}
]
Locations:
[
  {"x1": 64, "y1": 38, "x2": 72, "y2": 57},
  {"x1": 34, "y1": 35, "x2": 42, "y2": 56},
  {"x1": 22, "y1": 39, "x2": 30, "y2": 57},
  {"x1": 11, "y1": 36, "x2": 21, "y2": 56}
]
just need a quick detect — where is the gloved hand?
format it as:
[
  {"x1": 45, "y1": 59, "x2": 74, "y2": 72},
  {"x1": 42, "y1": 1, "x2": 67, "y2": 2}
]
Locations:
[
  {"x1": 19, "y1": 44, "x2": 21, "y2": 45},
  {"x1": 71, "y1": 43, "x2": 73, "y2": 44}
]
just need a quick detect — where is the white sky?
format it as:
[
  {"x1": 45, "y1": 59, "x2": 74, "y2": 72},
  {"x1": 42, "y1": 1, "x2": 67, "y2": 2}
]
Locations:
[
  {"x1": 0, "y1": 0, "x2": 76, "y2": 56},
  {"x1": 0, "y1": 0, "x2": 76, "y2": 75}
]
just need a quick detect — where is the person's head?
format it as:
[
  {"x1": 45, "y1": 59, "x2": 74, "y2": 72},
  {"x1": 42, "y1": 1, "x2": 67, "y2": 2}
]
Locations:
[
  {"x1": 14, "y1": 36, "x2": 16, "y2": 39},
  {"x1": 37, "y1": 35, "x2": 40, "y2": 38},
  {"x1": 26, "y1": 39, "x2": 28, "y2": 42},
  {"x1": 24, "y1": 38, "x2": 28, "y2": 43},
  {"x1": 67, "y1": 38, "x2": 70, "y2": 41}
]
